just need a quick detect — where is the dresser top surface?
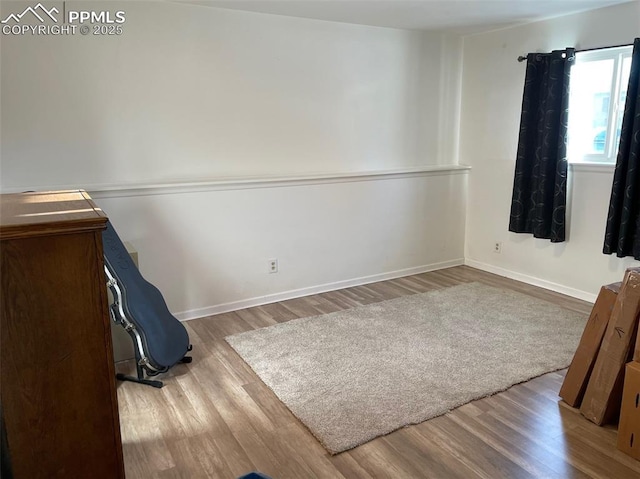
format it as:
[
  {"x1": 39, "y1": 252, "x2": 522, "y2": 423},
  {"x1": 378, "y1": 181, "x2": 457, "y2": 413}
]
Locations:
[{"x1": 0, "y1": 190, "x2": 107, "y2": 240}]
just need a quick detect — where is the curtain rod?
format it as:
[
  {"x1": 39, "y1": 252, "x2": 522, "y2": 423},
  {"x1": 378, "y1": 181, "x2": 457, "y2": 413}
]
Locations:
[{"x1": 517, "y1": 42, "x2": 633, "y2": 62}]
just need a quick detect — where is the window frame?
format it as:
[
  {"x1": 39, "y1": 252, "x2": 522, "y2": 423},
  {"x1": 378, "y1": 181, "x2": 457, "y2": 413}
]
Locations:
[{"x1": 567, "y1": 45, "x2": 633, "y2": 164}]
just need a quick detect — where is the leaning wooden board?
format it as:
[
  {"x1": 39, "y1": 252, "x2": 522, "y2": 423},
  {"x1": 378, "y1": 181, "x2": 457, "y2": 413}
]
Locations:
[
  {"x1": 560, "y1": 282, "x2": 621, "y2": 407},
  {"x1": 618, "y1": 361, "x2": 640, "y2": 460},
  {"x1": 581, "y1": 270, "x2": 640, "y2": 425}
]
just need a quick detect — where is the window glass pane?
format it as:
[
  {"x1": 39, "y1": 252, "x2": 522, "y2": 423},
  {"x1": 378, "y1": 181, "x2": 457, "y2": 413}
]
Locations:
[
  {"x1": 568, "y1": 58, "x2": 614, "y2": 158},
  {"x1": 614, "y1": 56, "x2": 632, "y2": 152}
]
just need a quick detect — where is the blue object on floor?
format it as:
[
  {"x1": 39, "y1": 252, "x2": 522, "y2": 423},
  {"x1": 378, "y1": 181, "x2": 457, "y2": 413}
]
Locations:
[
  {"x1": 103, "y1": 220, "x2": 192, "y2": 388},
  {"x1": 103, "y1": 220, "x2": 190, "y2": 370},
  {"x1": 237, "y1": 473, "x2": 274, "y2": 479}
]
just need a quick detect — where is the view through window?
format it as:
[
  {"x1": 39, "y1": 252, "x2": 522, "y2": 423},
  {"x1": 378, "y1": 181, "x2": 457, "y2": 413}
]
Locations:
[{"x1": 567, "y1": 45, "x2": 633, "y2": 163}]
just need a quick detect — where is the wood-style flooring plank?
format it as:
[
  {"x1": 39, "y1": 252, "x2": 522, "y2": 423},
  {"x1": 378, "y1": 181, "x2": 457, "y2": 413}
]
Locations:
[
  {"x1": 116, "y1": 266, "x2": 636, "y2": 479},
  {"x1": 448, "y1": 404, "x2": 589, "y2": 478},
  {"x1": 415, "y1": 415, "x2": 538, "y2": 479},
  {"x1": 382, "y1": 427, "x2": 481, "y2": 479},
  {"x1": 254, "y1": 303, "x2": 300, "y2": 323}
]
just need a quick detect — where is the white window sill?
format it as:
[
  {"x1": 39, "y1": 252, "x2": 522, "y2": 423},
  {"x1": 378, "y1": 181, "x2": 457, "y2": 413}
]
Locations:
[{"x1": 569, "y1": 162, "x2": 615, "y2": 173}]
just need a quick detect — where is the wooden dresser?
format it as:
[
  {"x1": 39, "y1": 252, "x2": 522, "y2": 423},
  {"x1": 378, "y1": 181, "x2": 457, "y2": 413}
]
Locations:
[{"x1": 0, "y1": 190, "x2": 125, "y2": 478}]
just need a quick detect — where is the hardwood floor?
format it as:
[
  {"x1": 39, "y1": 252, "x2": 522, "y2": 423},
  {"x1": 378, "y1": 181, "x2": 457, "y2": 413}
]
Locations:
[{"x1": 115, "y1": 266, "x2": 640, "y2": 478}]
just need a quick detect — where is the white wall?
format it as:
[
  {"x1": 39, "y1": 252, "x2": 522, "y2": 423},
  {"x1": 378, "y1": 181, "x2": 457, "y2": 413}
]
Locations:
[
  {"x1": 1, "y1": 1, "x2": 467, "y2": 319},
  {"x1": 460, "y1": 2, "x2": 640, "y2": 301},
  {"x1": 94, "y1": 172, "x2": 467, "y2": 319},
  {"x1": 1, "y1": 1, "x2": 462, "y2": 189}
]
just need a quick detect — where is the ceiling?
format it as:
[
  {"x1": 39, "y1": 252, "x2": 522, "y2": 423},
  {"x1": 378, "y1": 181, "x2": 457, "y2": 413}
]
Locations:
[{"x1": 170, "y1": 0, "x2": 633, "y2": 34}]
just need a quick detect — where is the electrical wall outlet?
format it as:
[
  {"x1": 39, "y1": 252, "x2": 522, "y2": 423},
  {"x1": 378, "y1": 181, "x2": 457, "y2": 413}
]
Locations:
[
  {"x1": 268, "y1": 259, "x2": 278, "y2": 273},
  {"x1": 494, "y1": 242, "x2": 502, "y2": 254}
]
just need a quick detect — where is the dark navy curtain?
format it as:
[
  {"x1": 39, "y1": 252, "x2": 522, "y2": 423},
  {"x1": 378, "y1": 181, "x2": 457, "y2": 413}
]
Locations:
[
  {"x1": 603, "y1": 38, "x2": 640, "y2": 259},
  {"x1": 509, "y1": 48, "x2": 575, "y2": 243}
]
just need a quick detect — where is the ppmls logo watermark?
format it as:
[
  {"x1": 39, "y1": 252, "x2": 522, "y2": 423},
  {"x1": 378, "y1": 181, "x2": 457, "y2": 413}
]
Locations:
[{"x1": 1, "y1": 2, "x2": 126, "y2": 36}]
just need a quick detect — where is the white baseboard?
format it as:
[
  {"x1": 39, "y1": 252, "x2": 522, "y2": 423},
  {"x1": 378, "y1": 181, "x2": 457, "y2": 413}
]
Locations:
[
  {"x1": 464, "y1": 258, "x2": 597, "y2": 303},
  {"x1": 175, "y1": 258, "x2": 465, "y2": 321},
  {"x1": 176, "y1": 257, "x2": 596, "y2": 322}
]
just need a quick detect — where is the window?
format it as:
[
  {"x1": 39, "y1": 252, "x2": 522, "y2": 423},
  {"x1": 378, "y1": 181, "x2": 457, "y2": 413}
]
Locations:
[{"x1": 567, "y1": 46, "x2": 633, "y2": 163}]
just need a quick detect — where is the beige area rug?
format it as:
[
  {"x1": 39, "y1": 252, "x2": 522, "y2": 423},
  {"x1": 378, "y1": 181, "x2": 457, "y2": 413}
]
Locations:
[{"x1": 225, "y1": 282, "x2": 587, "y2": 454}]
